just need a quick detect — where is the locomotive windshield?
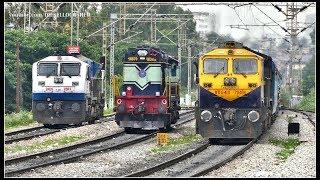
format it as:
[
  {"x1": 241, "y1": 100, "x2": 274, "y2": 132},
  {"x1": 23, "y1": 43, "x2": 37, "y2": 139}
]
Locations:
[
  {"x1": 233, "y1": 58, "x2": 257, "y2": 74},
  {"x1": 123, "y1": 64, "x2": 162, "y2": 90},
  {"x1": 203, "y1": 59, "x2": 227, "y2": 74},
  {"x1": 38, "y1": 63, "x2": 58, "y2": 76},
  {"x1": 60, "y1": 63, "x2": 81, "y2": 76}
]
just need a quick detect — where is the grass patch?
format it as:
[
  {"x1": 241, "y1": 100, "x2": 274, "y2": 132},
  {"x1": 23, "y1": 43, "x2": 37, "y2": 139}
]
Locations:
[
  {"x1": 5, "y1": 111, "x2": 35, "y2": 130},
  {"x1": 269, "y1": 138, "x2": 301, "y2": 160},
  {"x1": 5, "y1": 135, "x2": 85, "y2": 154},
  {"x1": 150, "y1": 134, "x2": 202, "y2": 154},
  {"x1": 294, "y1": 88, "x2": 315, "y2": 112}
]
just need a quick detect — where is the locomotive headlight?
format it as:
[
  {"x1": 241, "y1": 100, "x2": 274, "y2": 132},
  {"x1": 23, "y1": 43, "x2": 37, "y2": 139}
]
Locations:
[
  {"x1": 224, "y1": 78, "x2": 230, "y2": 85},
  {"x1": 201, "y1": 110, "x2": 212, "y2": 122},
  {"x1": 122, "y1": 92, "x2": 126, "y2": 96},
  {"x1": 229, "y1": 78, "x2": 236, "y2": 85},
  {"x1": 155, "y1": 92, "x2": 160, "y2": 96},
  {"x1": 46, "y1": 97, "x2": 51, "y2": 102},
  {"x1": 71, "y1": 103, "x2": 80, "y2": 112},
  {"x1": 38, "y1": 81, "x2": 45, "y2": 86},
  {"x1": 137, "y1": 50, "x2": 148, "y2": 57},
  {"x1": 162, "y1": 99, "x2": 167, "y2": 105},
  {"x1": 116, "y1": 99, "x2": 122, "y2": 105},
  {"x1": 36, "y1": 103, "x2": 46, "y2": 111},
  {"x1": 248, "y1": 110, "x2": 260, "y2": 122}
]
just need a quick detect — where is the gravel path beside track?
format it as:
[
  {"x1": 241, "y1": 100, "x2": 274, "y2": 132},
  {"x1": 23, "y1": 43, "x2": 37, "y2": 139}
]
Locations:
[
  {"x1": 204, "y1": 110, "x2": 316, "y2": 178},
  {"x1": 5, "y1": 119, "x2": 121, "y2": 160},
  {"x1": 17, "y1": 120, "x2": 200, "y2": 177}
]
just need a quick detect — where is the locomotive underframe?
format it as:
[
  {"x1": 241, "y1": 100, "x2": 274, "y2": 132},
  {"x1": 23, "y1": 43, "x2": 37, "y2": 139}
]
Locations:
[
  {"x1": 115, "y1": 113, "x2": 171, "y2": 130},
  {"x1": 32, "y1": 100, "x2": 87, "y2": 125},
  {"x1": 195, "y1": 107, "x2": 268, "y2": 139}
]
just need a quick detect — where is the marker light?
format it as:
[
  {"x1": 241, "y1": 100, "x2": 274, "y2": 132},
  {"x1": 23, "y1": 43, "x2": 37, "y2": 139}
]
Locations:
[{"x1": 137, "y1": 50, "x2": 148, "y2": 56}]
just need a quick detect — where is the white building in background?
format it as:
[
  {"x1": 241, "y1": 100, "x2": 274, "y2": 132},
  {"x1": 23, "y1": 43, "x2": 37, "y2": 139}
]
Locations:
[{"x1": 192, "y1": 12, "x2": 216, "y2": 39}]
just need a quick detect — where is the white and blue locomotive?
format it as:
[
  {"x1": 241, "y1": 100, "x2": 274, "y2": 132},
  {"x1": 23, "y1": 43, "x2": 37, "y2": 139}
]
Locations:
[{"x1": 32, "y1": 46, "x2": 105, "y2": 126}]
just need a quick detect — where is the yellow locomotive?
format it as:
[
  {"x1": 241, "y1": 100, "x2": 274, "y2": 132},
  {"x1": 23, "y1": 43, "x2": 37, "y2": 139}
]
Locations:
[{"x1": 194, "y1": 41, "x2": 281, "y2": 140}]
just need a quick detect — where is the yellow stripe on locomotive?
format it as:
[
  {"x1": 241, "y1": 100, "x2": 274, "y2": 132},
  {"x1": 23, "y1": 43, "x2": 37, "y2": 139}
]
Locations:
[{"x1": 198, "y1": 45, "x2": 264, "y2": 101}]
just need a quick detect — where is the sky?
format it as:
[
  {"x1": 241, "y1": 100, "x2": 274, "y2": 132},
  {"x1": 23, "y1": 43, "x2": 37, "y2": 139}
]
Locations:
[{"x1": 178, "y1": 2, "x2": 316, "y2": 43}]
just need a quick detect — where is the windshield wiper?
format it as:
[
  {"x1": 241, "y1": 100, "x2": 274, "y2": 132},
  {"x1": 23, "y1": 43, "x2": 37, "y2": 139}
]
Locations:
[
  {"x1": 235, "y1": 66, "x2": 247, "y2": 78},
  {"x1": 214, "y1": 66, "x2": 225, "y2": 78}
]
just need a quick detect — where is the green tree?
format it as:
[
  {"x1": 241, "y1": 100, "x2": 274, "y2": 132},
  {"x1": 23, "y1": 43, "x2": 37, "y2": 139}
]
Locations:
[{"x1": 301, "y1": 55, "x2": 315, "y2": 96}]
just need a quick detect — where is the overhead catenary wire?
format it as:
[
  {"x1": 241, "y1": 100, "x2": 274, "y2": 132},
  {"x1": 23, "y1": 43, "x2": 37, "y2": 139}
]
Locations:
[
  {"x1": 123, "y1": 2, "x2": 157, "y2": 34},
  {"x1": 252, "y1": 4, "x2": 289, "y2": 34}
]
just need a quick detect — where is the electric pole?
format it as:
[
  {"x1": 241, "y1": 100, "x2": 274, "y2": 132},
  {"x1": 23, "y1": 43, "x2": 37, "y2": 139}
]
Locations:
[
  {"x1": 16, "y1": 43, "x2": 22, "y2": 113},
  {"x1": 109, "y1": 13, "x2": 116, "y2": 109},
  {"x1": 102, "y1": 21, "x2": 108, "y2": 109},
  {"x1": 187, "y1": 40, "x2": 192, "y2": 107},
  {"x1": 227, "y1": 2, "x2": 315, "y2": 107},
  {"x1": 150, "y1": 9, "x2": 157, "y2": 43},
  {"x1": 70, "y1": 3, "x2": 81, "y2": 46}
]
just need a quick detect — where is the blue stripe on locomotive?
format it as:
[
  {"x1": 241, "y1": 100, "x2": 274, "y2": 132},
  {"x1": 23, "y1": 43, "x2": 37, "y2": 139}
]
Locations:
[
  {"x1": 199, "y1": 87, "x2": 261, "y2": 109},
  {"x1": 32, "y1": 93, "x2": 86, "y2": 101},
  {"x1": 122, "y1": 84, "x2": 161, "y2": 96}
]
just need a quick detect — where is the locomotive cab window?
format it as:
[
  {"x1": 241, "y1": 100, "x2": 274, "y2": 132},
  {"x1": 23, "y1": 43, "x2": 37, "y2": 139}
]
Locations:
[
  {"x1": 233, "y1": 58, "x2": 257, "y2": 74},
  {"x1": 203, "y1": 59, "x2": 227, "y2": 74},
  {"x1": 37, "y1": 63, "x2": 58, "y2": 76},
  {"x1": 60, "y1": 63, "x2": 81, "y2": 76}
]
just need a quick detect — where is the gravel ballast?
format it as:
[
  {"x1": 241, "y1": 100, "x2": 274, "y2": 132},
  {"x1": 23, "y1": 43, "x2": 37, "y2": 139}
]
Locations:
[
  {"x1": 5, "y1": 119, "x2": 122, "y2": 160},
  {"x1": 15, "y1": 120, "x2": 201, "y2": 177},
  {"x1": 9, "y1": 110, "x2": 315, "y2": 177}
]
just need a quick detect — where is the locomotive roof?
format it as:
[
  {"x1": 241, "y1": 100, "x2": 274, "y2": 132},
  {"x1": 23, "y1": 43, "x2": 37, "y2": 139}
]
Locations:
[
  {"x1": 124, "y1": 46, "x2": 179, "y2": 65},
  {"x1": 34, "y1": 54, "x2": 102, "y2": 78}
]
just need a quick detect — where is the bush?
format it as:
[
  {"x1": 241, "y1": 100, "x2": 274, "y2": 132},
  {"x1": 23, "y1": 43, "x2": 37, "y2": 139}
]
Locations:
[
  {"x1": 295, "y1": 88, "x2": 315, "y2": 112},
  {"x1": 5, "y1": 110, "x2": 34, "y2": 130}
]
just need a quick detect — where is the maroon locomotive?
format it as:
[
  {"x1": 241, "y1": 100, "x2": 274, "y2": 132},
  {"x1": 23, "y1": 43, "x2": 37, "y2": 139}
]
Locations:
[{"x1": 114, "y1": 46, "x2": 181, "y2": 132}]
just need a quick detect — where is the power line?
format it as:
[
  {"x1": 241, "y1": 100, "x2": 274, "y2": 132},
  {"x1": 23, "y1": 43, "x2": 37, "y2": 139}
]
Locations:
[{"x1": 252, "y1": 4, "x2": 289, "y2": 34}]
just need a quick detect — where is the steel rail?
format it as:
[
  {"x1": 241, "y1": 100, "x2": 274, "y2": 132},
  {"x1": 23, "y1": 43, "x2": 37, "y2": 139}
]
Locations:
[
  {"x1": 191, "y1": 140, "x2": 255, "y2": 177},
  {"x1": 279, "y1": 107, "x2": 315, "y2": 127},
  {"x1": 125, "y1": 141, "x2": 210, "y2": 177},
  {"x1": 4, "y1": 113, "x2": 116, "y2": 144},
  {"x1": 5, "y1": 111, "x2": 195, "y2": 177}
]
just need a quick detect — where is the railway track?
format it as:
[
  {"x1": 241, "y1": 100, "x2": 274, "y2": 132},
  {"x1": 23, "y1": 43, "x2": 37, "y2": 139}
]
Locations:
[
  {"x1": 4, "y1": 113, "x2": 116, "y2": 144},
  {"x1": 5, "y1": 110, "x2": 195, "y2": 177},
  {"x1": 125, "y1": 139, "x2": 254, "y2": 177},
  {"x1": 123, "y1": 108, "x2": 313, "y2": 177},
  {"x1": 5, "y1": 109, "x2": 193, "y2": 144},
  {"x1": 280, "y1": 107, "x2": 315, "y2": 127}
]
